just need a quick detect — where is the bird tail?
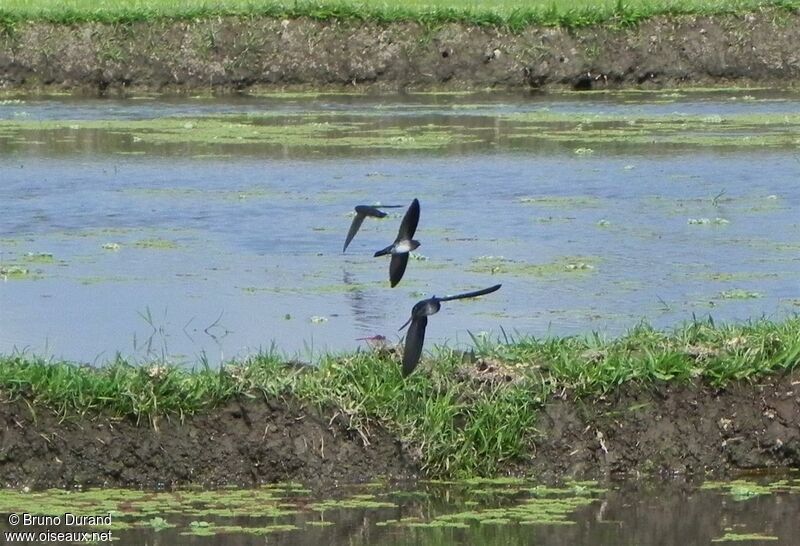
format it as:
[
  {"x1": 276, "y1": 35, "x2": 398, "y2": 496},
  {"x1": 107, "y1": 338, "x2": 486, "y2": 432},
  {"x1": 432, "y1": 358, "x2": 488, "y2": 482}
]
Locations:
[{"x1": 373, "y1": 245, "x2": 393, "y2": 257}]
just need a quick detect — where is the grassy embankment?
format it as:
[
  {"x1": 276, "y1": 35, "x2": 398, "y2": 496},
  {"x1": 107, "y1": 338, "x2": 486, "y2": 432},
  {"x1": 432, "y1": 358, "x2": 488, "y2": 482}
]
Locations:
[
  {"x1": 1, "y1": 0, "x2": 799, "y2": 29},
  {"x1": 1, "y1": 318, "x2": 799, "y2": 477}
]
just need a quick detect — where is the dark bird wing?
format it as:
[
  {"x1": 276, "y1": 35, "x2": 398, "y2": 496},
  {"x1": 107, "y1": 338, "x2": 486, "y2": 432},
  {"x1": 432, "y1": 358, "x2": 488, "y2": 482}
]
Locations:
[
  {"x1": 355, "y1": 205, "x2": 388, "y2": 218},
  {"x1": 398, "y1": 314, "x2": 413, "y2": 331},
  {"x1": 396, "y1": 198, "x2": 420, "y2": 241},
  {"x1": 343, "y1": 212, "x2": 366, "y2": 253},
  {"x1": 402, "y1": 315, "x2": 428, "y2": 377},
  {"x1": 439, "y1": 283, "x2": 502, "y2": 302},
  {"x1": 389, "y1": 252, "x2": 409, "y2": 287}
]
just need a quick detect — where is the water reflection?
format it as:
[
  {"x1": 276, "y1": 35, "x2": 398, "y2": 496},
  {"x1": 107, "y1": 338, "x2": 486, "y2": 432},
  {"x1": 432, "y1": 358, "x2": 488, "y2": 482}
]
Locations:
[{"x1": 1, "y1": 477, "x2": 798, "y2": 545}]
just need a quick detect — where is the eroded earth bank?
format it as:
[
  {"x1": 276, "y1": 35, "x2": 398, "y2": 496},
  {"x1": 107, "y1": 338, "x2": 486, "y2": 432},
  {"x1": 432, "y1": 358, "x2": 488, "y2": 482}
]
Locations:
[
  {"x1": 1, "y1": 9, "x2": 800, "y2": 93},
  {"x1": 1, "y1": 369, "x2": 798, "y2": 490}
]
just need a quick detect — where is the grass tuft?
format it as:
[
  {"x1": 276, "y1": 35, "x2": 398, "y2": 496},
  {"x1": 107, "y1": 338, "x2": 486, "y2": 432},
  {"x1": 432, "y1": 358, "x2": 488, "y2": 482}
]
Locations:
[
  {"x1": 0, "y1": 0, "x2": 798, "y2": 30},
  {"x1": 1, "y1": 317, "x2": 799, "y2": 476}
]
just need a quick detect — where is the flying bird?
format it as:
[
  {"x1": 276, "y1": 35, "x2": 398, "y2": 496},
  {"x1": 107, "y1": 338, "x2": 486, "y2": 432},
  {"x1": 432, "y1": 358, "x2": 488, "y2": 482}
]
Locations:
[
  {"x1": 399, "y1": 284, "x2": 502, "y2": 377},
  {"x1": 374, "y1": 198, "x2": 420, "y2": 287},
  {"x1": 343, "y1": 204, "x2": 404, "y2": 253}
]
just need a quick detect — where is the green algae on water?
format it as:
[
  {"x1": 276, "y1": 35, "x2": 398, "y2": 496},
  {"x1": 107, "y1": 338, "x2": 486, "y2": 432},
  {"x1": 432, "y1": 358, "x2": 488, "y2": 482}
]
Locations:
[
  {"x1": 717, "y1": 289, "x2": 762, "y2": 300},
  {"x1": 22, "y1": 251, "x2": 55, "y2": 263},
  {"x1": 468, "y1": 255, "x2": 597, "y2": 277},
  {"x1": 519, "y1": 195, "x2": 602, "y2": 208},
  {"x1": 0, "y1": 264, "x2": 33, "y2": 279},
  {"x1": 134, "y1": 238, "x2": 179, "y2": 249},
  {"x1": 712, "y1": 532, "x2": 779, "y2": 542}
]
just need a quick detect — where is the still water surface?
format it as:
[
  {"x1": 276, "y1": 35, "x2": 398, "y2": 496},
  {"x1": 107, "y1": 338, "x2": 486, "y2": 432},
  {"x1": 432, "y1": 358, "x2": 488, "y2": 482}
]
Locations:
[{"x1": 1, "y1": 91, "x2": 799, "y2": 364}]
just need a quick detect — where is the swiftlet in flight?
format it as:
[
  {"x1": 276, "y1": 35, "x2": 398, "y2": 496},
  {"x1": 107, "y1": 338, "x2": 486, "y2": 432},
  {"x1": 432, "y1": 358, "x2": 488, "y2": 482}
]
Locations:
[
  {"x1": 373, "y1": 198, "x2": 420, "y2": 288},
  {"x1": 342, "y1": 204, "x2": 404, "y2": 253},
  {"x1": 399, "y1": 284, "x2": 502, "y2": 377}
]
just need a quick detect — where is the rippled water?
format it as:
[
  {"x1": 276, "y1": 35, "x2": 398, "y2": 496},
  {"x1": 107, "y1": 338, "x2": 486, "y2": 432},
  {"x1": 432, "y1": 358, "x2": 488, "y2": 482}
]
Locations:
[{"x1": 1, "y1": 90, "x2": 799, "y2": 364}]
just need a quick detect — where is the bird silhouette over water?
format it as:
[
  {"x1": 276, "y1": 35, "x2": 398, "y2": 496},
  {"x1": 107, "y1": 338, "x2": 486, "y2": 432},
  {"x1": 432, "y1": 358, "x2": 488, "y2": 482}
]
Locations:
[
  {"x1": 342, "y1": 204, "x2": 404, "y2": 253},
  {"x1": 399, "y1": 284, "x2": 502, "y2": 376},
  {"x1": 374, "y1": 198, "x2": 420, "y2": 287}
]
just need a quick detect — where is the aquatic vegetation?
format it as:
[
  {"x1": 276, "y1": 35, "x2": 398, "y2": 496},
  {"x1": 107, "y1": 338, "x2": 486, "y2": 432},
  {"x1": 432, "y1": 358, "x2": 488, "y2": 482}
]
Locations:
[
  {"x1": 0, "y1": 484, "x2": 306, "y2": 539},
  {"x1": 518, "y1": 195, "x2": 602, "y2": 208},
  {"x1": 688, "y1": 217, "x2": 730, "y2": 225},
  {"x1": 698, "y1": 272, "x2": 780, "y2": 283},
  {"x1": 712, "y1": 532, "x2": 779, "y2": 542},
  {"x1": 699, "y1": 478, "x2": 800, "y2": 501},
  {"x1": 468, "y1": 255, "x2": 598, "y2": 277},
  {"x1": 502, "y1": 111, "x2": 800, "y2": 150},
  {"x1": 133, "y1": 238, "x2": 179, "y2": 249},
  {"x1": 22, "y1": 251, "x2": 55, "y2": 263},
  {"x1": 180, "y1": 522, "x2": 298, "y2": 536},
  {"x1": 310, "y1": 498, "x2": 396, "y2": 511},
  {"x1": 4, "y1": 107, "x2": 800, "y2": 160},
  {"x1": 717, "y1": 289, "x2": 762, "y2": 300},
  {"x1": 0, "y1": 264, "x2": 32, "y2": 278},
  {"x1": 0, "y1": 116, "x2": 479, "y2": 152},
  {"x1": 0, "y1": 476, "x2": 794, "y2": 543},
  {"x1": 146, "y1": 516, "x2": 175, "y2": 530},
  {"x1": 181, "y1": 521, "x2": 215, "y2": 536}
]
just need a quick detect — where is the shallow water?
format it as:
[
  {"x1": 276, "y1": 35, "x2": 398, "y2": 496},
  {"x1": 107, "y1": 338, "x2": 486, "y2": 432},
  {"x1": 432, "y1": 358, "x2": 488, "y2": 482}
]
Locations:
[
  {"x1": 1, "y1": 476, "x2": 799, "y2": 545},
  {"x1": 1, "y1": 90, "x2": 799, "y2": 364}
]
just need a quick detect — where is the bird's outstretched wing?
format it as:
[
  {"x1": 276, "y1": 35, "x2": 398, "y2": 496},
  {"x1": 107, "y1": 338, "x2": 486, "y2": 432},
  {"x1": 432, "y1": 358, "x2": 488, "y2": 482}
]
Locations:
[
  {"x1": 396, "y1": 198, "x2": 420, "y2": 242},
  {"x1": 439, "y1": 283, "x2": 502, "y2": 302},
  {"x1": 372, "y1": 204, "x2": 405, "y2": 209},
  {"x1": 345, "y1": 205, "x2": 404, "y2": 253},
  {"x1": 343, "y1": 213, "x2": 366, "y2": 253},
  {"x1": 402, "y1": 315, "x2": 428, "y2": 377},
  {"x1": 389, "y1": 253, "x2": 409, "y2": 287},
  {"x1": 354, "y1": 205, "x2": 386, "y2": 218}
]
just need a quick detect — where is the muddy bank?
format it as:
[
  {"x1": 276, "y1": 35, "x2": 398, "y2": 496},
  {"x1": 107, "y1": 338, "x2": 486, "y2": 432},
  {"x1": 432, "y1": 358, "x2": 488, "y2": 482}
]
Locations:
[
  {"x1": 0, "y1": 395, "x2": 418, "y2": 490},
  {"x1": 1, "y1": 10, "x2": 800, "y2": 93},
  {"x1": 1, "y1": 370, "x2": 798, "y2": 489}
]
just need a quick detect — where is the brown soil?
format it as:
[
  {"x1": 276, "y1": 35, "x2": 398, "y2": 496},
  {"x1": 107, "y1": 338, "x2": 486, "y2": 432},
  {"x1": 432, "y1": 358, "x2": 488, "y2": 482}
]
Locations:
[
  {"x1": 1, "y1": 10, "x2": 800, "y2": 93},
  {"x1": 0, "y1": 395, "x2": 418, "y2": 490},
  {"x1": 1, "y1": 371, "x2": 798, "y2": 490},
  {"x1": 528, "y1": 372, "x2": 800, "y2": 481}
]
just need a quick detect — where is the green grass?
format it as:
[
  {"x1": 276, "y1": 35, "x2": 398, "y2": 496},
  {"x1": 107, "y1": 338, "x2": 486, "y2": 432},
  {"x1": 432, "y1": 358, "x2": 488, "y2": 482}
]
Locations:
[
  {"x1": 0, "y1": 0, "x2": 798, "y2": 30},
  {"x1": 1, "y1": 317, "x2": 799, "y2": 476}
]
